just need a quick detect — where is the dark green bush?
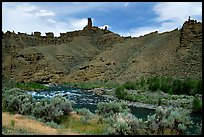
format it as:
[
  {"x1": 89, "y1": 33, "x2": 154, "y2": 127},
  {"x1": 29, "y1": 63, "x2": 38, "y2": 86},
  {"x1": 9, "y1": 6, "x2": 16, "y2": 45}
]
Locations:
[
  {"x1": 123, "y1": 81, "x2": 136, "y2": 90},
  {"x1": 182, "y1": 78, "x2": 194, "y2": 95},
  {"x1": 157, "y1": 96, "x2": 162, "y2": 106},
  {"x1": 115, "y1": 86, "x2": 127, "y2": 99},
  {"x1": 192, "y1": 80, "x2": 202, "y2": 95},
  {"x1": 192, "y1": 98, "x2": 202, "y2": 113},
  {"x1": 124, "y1": 94, "x2": 135, "y2": 101},
  {"x1": 139, "y1": 76, "x2": 146, "y2": 88},
  {"x1": 147, "y1": 76, "x2": 160, "y2": 92},
  {"x1": 172, "y1": 79, "x2": 183, "y2": 95},
  {"x1": 159, "y1": 77, "x2": 173, "y2": 93}
]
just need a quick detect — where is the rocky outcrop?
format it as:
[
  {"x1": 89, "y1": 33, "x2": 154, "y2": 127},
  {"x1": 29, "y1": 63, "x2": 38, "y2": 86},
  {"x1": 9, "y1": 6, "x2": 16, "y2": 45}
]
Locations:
[
  {"x1": 96, "y1": 33, "x2": 125, "y2": 47},
  {"x1": 3, "y1": 18, "x2": 113, "y2": 47},
  {"x1": 2, "y1": 18, "x2": 202, "y2": 83},
  {"x1": 180, "y1": 17, "x2": 202, "y2": 47}
]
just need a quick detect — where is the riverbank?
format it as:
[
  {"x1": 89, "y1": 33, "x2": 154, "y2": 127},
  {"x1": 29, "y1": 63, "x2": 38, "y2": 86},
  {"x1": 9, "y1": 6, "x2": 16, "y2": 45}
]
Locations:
[{"x1": 86, "y1": 87, "x2": 202, "y2": 112}]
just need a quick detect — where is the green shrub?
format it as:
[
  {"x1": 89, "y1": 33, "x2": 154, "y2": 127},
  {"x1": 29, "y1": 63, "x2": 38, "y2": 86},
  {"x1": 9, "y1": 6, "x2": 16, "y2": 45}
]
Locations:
[
  {"x1": 106, "y1": 112, "x2": 146, "y2": 135},
  {"x1": 96, "y1": 101, "x2": 130, "y2": 118},
  {"x1": 192, "y1": 80, "x2": 202, "y2": 95},
  {"x1": 182, "y1": 78, "x2": 193, "y2": 95},
  {"x1": 124, "y1": 94, "x2": 135, "y2": 101},
  {"x1": 10, "y1": 120, "x2": 15, "y2": 128},
  {"x1": 146, "y1": 106, "x2": 192, "y2": 135},
  {"x1": 76, "y1": 108, "x2": 94, "y2": 116},
  {"x1": 172, "y1": 79, "x2": 183, "y2": 95},
  {"x1": 77, "y1": 108, "x2": 94, "y2": 125},
  {"x1": 139, "y1": 76, "x2": 146, "y2": 88},
  {"x1": 2, "y1": 88, "x2": 34, "y2": 115},
  {"x1": 147, "y1": 76, "x2": 160, "y2": 92},
  {"x1": 2, "y1": 75, "x2": 16, "y2": 89},
  {"x1": 123, "y1": 81, "x2": 136, "y2": 90},
  {"x1": 192, "y1": 98, "x2": 202, "y2": 113},
  {"x1": 115, "y1": 86, "x2": 127, "y2": 99},
  {"x1": 32, "y1": 98, "x2": 63, "y2": 123},
  {"x1": 159, "y1": 76, "x2": 172, "y2": 93},
  {"x1": 105, "y1": 106, "x2": 193, "y2": 135},
  {"x1": 157, "y1": 96, "x2": 162, "y2": 106},
  {"x1": 32, "y1": 96, "x2": 74, "y2": 123}
]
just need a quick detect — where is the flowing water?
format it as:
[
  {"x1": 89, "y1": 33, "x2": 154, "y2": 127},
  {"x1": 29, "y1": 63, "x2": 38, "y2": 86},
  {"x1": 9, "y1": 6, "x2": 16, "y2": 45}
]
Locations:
[{"x1": 27, "y1": 85, "x2": 202, "y2": 135}]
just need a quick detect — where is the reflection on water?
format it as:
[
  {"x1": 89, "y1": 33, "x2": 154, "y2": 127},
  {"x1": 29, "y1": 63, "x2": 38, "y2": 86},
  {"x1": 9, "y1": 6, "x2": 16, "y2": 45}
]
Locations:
[{"x1": 27, "y1": 85, "x2": 202, "y2": 135}]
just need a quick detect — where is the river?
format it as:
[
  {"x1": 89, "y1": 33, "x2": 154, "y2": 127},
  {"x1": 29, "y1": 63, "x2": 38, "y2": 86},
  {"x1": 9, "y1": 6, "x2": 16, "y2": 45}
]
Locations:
[{"x1": 27, "y1": 85, "x2": 202, "y2": 135}]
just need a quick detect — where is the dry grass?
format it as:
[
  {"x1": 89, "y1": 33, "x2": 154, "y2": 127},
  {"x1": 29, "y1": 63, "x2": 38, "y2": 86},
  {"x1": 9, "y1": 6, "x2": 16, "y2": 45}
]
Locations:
[
  {"x1": 60, "y1": 112, "x2": 108, "y2": 135},
  {"x1": 2, "y1": 112, "x2": 79, "y2": 135}
]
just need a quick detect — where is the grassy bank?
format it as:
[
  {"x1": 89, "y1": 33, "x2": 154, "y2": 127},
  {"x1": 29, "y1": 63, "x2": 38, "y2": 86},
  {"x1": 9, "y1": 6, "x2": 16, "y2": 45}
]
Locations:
[
  {"x1": 2, "y1": 75, "x2": 48, "y2": 91},
  {"x1": 62, "y1": 81, "x2": 119, "y2": 89},
  {"x1": 15, "y1": 82, "x2": 48, "y2": 91},
  {"x1": 117, "y1": 76, "x2": 202, "y2": 96},
  {"x1": 113, "y1": 76, "x2": 202, "y2": 112}
]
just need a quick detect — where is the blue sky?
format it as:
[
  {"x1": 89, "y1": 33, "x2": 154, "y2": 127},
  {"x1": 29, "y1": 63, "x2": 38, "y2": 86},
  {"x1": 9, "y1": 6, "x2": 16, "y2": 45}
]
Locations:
[{"x1": 2, "y1": 2, "x2": 202, "y2": 37}]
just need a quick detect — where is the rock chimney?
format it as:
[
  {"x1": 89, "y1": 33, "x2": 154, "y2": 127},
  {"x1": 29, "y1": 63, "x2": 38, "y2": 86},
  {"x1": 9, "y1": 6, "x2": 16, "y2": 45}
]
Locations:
[
  {"x1": 45, "y1": 32, "x2": 54, "y2": 38},
  {"x1": 87, "y1": 18, "x2": 92, "y2": 29},
  {"x1": 34, "y1": 32, "x2": 41, "y2": 38}
]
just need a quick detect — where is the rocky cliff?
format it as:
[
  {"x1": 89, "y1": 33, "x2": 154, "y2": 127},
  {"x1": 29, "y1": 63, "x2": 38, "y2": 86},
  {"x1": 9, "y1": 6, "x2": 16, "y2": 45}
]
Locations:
[{"x1": 2, "y1": 18, "x2": 202, "y2": 83}]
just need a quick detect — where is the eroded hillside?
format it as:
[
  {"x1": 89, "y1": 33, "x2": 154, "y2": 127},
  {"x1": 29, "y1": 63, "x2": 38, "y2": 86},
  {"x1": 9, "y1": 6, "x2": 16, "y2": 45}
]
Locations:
[{"x1": 2, "y1": 18, "x2": 202, "y2": 83}]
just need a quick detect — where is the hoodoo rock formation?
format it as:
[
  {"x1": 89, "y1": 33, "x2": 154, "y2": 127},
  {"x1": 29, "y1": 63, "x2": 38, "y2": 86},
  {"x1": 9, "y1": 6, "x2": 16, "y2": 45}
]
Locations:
[
  {"x1": 2, "y1": 17, "x2": 202, "y2": 83},
  {"x1": 87, "y1": 18, "x2": 92, "y2": 29}
]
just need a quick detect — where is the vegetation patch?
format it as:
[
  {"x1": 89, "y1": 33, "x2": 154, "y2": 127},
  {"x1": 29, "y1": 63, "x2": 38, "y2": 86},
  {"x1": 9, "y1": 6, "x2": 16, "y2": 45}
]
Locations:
[
  {"x1": 2, "y1": 126, "x2": 35, "y2": 135},
  {"x1": 116, "y1": 76, "x2": 202, "y2": 96},
  {"x1": 62, "y1": 81, "x2": 119, "y2": 89},
  {"x1": 15, "y1": 82, "x2": 48, "y2": 91},
  {"x1": 59, "y1": 114, "x2": 108, "y2": 135},
  {"x1": 96, "y1": 100, "x2": 130, "y2": 118},
  {"x1": 192, "y1": 98, "x2": 202, "y2": 113}
]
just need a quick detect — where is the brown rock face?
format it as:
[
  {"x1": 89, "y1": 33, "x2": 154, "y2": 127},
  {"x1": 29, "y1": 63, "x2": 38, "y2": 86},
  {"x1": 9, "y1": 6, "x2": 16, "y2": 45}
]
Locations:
[
  {"x1": 180, "y1": 17, "x2": 202, "y2": 47},
  {"x1": 2, "y1": 18, "x2": 202, "y2": 83}
]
